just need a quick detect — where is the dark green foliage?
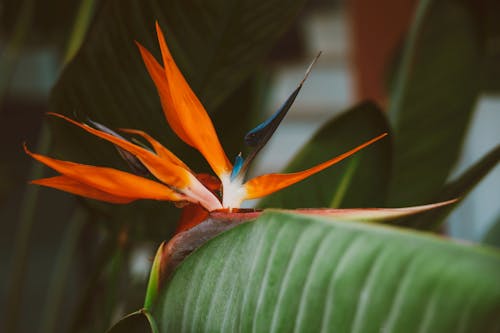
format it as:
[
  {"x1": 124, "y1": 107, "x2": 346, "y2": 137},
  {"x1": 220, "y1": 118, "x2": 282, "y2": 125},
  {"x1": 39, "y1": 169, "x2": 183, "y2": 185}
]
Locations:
[{"x1": 387, "y1": 0, "x2": 483, "y2": 206}]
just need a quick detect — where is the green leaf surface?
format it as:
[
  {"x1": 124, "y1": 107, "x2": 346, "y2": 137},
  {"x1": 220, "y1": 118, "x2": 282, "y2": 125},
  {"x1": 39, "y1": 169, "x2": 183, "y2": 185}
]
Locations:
[
  {"x1": 154, "y1": 210, "x2": 500, "y2": 332},
  {"x1": 107, "y1": 310, "x2": 158, "y2": 333},
  {"x1": 388, "y1": 0, "x2": 483, "y2": 206},
  {"x1": 402, "y1": 144, "x2": 500, "y2": 230},
  {"x1": 259, "y1": 101, "x2": 391, "y2": 209}
]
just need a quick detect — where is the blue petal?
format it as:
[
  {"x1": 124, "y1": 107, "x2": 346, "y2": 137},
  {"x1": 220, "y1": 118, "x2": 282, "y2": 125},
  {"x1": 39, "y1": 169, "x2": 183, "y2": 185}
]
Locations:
[
  {"x1": 230, "y1": 153, "x2": 244, "y2": 180},
  {"x1": 244, "y1": 85, "x2": 301, "y2": 147},
  {"x1": 239, "y1": 52, "x2": 322, "y2": 175},
  {"x1": 244, "y1": 52, "x2": 321, "y2": 148}
]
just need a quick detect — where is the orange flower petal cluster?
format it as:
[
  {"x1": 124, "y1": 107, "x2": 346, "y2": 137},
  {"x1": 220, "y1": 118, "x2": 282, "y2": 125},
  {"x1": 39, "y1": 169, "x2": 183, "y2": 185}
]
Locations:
[{"x1": 27, "y1": 23, "x2": 387, "y2": 213}]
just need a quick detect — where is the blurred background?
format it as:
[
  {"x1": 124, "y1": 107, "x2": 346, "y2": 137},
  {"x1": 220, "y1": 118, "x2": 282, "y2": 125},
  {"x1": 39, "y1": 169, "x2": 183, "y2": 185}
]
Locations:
[{"x1": 1, "y1": 0, "x2": 499, "y2": 332}]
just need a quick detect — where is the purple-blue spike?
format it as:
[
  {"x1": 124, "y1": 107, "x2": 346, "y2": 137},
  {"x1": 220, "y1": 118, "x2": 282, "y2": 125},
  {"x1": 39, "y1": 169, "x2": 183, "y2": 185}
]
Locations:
[
  {"x1": 244, "y1": 51, "x2": 321, "y2": 148},
  {"x1": 239, "y1": 52, "x2": 321, "y2": 175}
]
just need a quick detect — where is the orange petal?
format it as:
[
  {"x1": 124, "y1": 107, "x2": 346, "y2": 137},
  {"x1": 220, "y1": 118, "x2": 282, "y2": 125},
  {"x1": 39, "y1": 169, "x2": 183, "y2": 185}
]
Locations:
[
  {"x1": 244, "y1": 133, "x2": 388, "y2": 200},
  {"x1": 136, "y1": 23, "x2": 232, "y2": 178},
  {"x1": 48, "y1": 112, "x2": 191, "y2": 189},
  {"x1": 46, "y1": 114, "x2": 223, "y2": 210},
  {"x1": 32, "y1": 176, "x2": 136, "y2": 204},
  {"x1": 135, "y1": 41, "x2": 191, "y2": 143},
  {"x1": 25, "y1": 145, "x2": 183, "y2": 201}
]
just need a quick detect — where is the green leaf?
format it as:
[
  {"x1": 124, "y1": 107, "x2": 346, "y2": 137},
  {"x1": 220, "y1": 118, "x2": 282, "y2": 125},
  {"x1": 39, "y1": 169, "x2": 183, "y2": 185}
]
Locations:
[
  {"x1": 154, "y1": 210, "x2": 500, "y2": 332},
  {"x1": 483, "y1": 213, "x2": 500, "y2": 248},
  {"x1": 107, "y1": 310, "x2": 158, "y2": 333},
  {"x1": 259, "y1": 101, "x2": 391, "y2": 209},
  {"x1": 402, "y1": 144, "x2": 500, "y2": 230},
  {"x1": 388, "y1": 0, "x2": 483, "y2": 206}
]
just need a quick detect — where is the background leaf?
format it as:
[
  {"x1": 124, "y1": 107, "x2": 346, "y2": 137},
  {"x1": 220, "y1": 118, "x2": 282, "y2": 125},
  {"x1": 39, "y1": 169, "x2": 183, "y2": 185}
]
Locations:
[
  {"x1": 388, "y1": 0, "x2": 483, "y2": 206},
  {"x1": 259, "y1": 101, "x2": 391, "y2": 209},
  {"x1": 154, "y1": 211, "x2": 500, "y2": 332},
  {"x1": 401, "y1": 144, "x2": 500, "y2": 230}
]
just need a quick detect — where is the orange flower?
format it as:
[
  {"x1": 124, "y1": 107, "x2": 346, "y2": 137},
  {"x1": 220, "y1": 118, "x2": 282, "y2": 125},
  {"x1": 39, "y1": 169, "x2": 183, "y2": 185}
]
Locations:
[{"x1": 26, "y1": 22, "x2": 388, "y2": 213}]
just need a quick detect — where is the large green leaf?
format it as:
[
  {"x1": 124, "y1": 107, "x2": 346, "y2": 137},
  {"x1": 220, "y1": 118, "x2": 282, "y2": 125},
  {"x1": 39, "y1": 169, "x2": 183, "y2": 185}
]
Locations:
[
  {"x1": 153, "y1": 211, "x2": 500, "y2": 332},
  {"x1": 388, "y1": 0, "x2": 483, "y2": 206},
  {"x1": 259, "y1": 102, "x2": 391, "y2": 209}
]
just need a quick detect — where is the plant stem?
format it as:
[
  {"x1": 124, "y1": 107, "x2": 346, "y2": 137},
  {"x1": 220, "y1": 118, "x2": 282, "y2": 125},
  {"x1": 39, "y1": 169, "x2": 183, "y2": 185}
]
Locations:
[
  {"x1": 39, "y1": 208, "x2": 87, "y2": 333},
  {"x1": 4, "y1": 124, "x2": 51, "y2": 333}
]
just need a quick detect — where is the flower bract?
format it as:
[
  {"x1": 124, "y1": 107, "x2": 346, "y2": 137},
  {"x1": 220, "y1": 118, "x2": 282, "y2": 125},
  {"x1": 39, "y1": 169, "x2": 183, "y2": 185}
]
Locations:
[{"x1": 26, "y1": 22, "x2": 390, "y2": 215}]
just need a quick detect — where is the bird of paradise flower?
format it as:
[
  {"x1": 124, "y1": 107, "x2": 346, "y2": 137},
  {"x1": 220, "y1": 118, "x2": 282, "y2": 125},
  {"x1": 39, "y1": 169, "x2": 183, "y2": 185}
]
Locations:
[{"x1": 25, "y1": 22, "x2": 454, "y2": 234}]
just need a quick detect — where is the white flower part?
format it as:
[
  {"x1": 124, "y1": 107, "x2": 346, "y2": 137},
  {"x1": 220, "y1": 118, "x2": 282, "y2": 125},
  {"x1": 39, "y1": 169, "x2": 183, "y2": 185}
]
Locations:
[
  {"x1": 184, "y1": 173, "x2": 223, "y2": 211},
  {"x1": 221, "y1": 173, "x2": 247, "y2": 209}
]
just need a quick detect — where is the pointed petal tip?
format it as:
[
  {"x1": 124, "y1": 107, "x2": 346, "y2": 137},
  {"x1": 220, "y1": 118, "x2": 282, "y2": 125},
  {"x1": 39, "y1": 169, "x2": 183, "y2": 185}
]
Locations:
[
  {"x1": 134, "y1": 39, "x2": 145, "y2": 50},
  {"x1": 22, "y1": 142, "x2": 32, "y2": 155},
  {"x1": 47, "y1": 112, "x2": 77, "y2": 123},
  {"x1": 436, "y1": 197, "x2": 460, "y2": 206},
  {"x1": 300, "y1": 51, "x2": 322, "y2": 86},
  {"x1": 29, "y1": 178, "x2": 43, "y2": 185},
  {"x1": 155, "y1": 21, "x2": 166, "y2": 42}
]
